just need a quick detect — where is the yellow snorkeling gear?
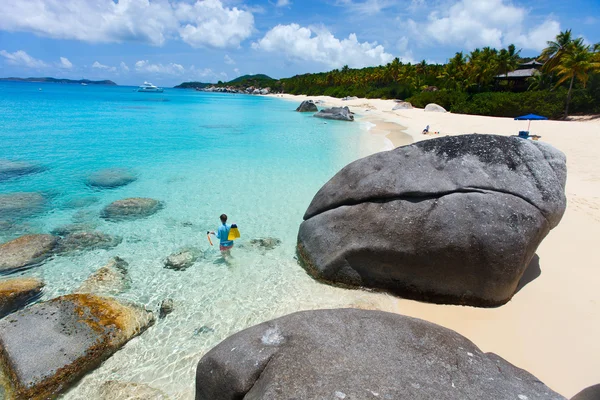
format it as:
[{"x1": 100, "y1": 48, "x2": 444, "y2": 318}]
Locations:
[{"x1": 228, "y1": 224, "x2": 240, "y2": 240}]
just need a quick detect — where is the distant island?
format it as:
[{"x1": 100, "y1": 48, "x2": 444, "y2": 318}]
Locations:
[
  {"x1": 173, "y1": 81, "x2": 211, "y2": 89},
  {"x1": 174, "y1": 74, "x2": 276, "y2": 90},
  {"x1": 0, "y1": 77, "x2": 117, "y2": 85}
]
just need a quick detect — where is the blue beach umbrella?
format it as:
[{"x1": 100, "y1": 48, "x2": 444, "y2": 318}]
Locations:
[{"x1": 514, "y1": 113, "x2": 548, "y2": 132}]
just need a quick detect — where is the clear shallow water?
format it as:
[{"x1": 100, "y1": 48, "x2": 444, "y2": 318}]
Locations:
[{"x1": 0, "y1": 82, "x2": 387, "y2": 398}]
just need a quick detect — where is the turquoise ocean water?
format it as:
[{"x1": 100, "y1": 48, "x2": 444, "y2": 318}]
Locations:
[{"x1": 0, "y1": 82, "x2": 387, "y2": 398}]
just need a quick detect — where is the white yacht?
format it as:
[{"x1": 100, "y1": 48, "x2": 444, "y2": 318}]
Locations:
[{"x1": 137, "y1": 82, "x2": 164, "y2": 93}]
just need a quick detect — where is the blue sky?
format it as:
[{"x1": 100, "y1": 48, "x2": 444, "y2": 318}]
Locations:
[{"x1": 0, "y1": 0, "x2": 598, "y2": 86}]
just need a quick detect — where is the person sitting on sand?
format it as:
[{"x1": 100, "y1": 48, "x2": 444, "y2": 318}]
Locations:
[
  {"x1": 210, "y1": 214, "x2": 234, "y2": 256},
  {"x1": 422, "y1": 125, "x2": 430, "y2": 134}
]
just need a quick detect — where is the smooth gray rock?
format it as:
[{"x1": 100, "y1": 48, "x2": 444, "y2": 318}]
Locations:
[
  {"x1": 159, "y1": 298, "x2": 174, "y2": 319},
  {"x1": 571, "y1": 384, "x2": 600, "y2": 400},
  {"x1": 75, "y1": 257, "x2": 129, "y2": 295},
  {"x1": 0, "y1": 160, "x2": 44, "y2": 181},
  {"x1": 86, "y1": 168, "x2": 137, "y2": 189},
  {"x1": 392, "y1": 101, "x2": 413, "y2": 110},
  {"x1": 0, "y1": 192, "x2": 46, "y2": 220},
  {"x1": 101, "y1": 198, "x2": 163, "y2": 221},
  {"x1": 314, "y1": 106, "x2": 354, "y2": 121},
  {"x1": 298, "y1": 134, "x2": 567, "y2": 306},
  {"x1": 296, "y1": 100, "x2": 318, "y2": 112},
  {"x1": 0, "y1": 277, "x2": 44, "y2": 318},
  {"x1": 0, "y1": 294, "x2": 154, "y2": 399},
  {"x1": 0, "y1": 234, "x2": 58, "y2": 274},
  {"x1": 164, "y1": 249, "x2": 200, "y2": 271},
  {"x1": 248, "y1": 237, "x2": 282, "y2": 250},
  {"x1": 195, "y1": 308, "x2": 564, "y2": 400},
  {"x1": 56, "y1": 231, "x2": 122, "y2": 254},
  {"x1": 424, "y1": 103, "x2": 447, "y2": 112}
]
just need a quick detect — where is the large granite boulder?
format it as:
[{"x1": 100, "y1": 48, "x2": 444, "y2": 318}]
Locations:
[
  {"x1": 297, "y1": 134, "x2": 567, "y2": 306},
  {"x1": 0, "y1": 160, "x2": 44, "y2": 181},
  {"x1": 0, "y1": 234, "x2": 58, "y2": 274},
  {"x1": 101, "y1": 198, "x2": 163, "y2": 221},
  {"x1": 75, "y1": 257, "x2": 129, "y2": 295},
  {"x1": 296, "y1": 100, "x2": 318, "y2": 112},
  {"x1": 195, "y1": 308, "x2": 564, "y2": 400},
  {"x1": 86, "y1": 168, "x2": 137, "y2": 189},
  {"x1": 0, "y1": 277, "x2": 44, "y2": 318},
  {"x1": 571, "y1": 384, "x2": 600, "y2": 400},
  {"x1": 0, "y1": 294, "x2": 154, "y2": 399},
  {"x1": 392, "y1": 101, "x2": 413, "y2": 110},
  {"x1": 424, "y1": 102, "x2": 447, "y2": 112},
  {"x1": 0, "y1": 192, "x2": 46, "y2": 220},
  {"x1": 314, "y1": 106, "x2": 354, "y2": 121},
  {"x1": 56, "y1": 231, "x2": 122, "y2": 254}
]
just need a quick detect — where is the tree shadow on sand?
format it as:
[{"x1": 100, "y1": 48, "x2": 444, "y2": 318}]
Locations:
[{"x1": 515, "y1": 254, "x2": 541, "y2": 294}]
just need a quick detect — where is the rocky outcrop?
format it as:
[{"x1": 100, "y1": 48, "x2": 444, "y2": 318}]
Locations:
[
  {"x1": 75, "y1": 257, "x2": 129, "y2": 295},
  {"x1": 101, "y1": 198, "x2": 163, "y2": 221},
  {"x1": 313, "y1": 106, "x2": 354, "y2": 121},
  {"x1": 249, "y1": 237, "x2": 282, "y2": 250},
  {"x1": 159, "y1": 298, "x2": 174, "y2": 319},
  {"x1": 0, "y1": 277, "x2": 44, "y2": 318},
  {"x1": 164, "y1": 249, "x2": 200, "y2": 271},
  {"x1": 0, "y1": 160, "x2": 44, "y2": 181},
  {"x1": 0, "y1": 234, "x2": 58, "y2": 274},
  {"x1": 297, "y1": 135, "x2": 567, "y2": 306},
  {"x1": 424, "y1": 102, "x2": 447, "y2": 112},
  {"x1": 195, "y1": 308, "x2": 564, "y2": 400},
  {"x1": 295, "y1": 100, "x2": 318, "y2": 112},
  {"x1": 571, "y1": 384, "x2": 600, "y2": 400},
  {"x1": 95, "y1": 381, "x2": 170, "y2": 400},
  {"x1": 56, "y1": 231, "x2": 122, "y2": 254},
  {"x1": 392, "y1": 101, "x2": 413, "y2": 110},
  {"x1": 86, "y1": 168, "x2": 137, "y2": 189},
  {"x1": 0, "y1": 192, "x2": 46, "y2": 220},
  {"x1": 0, "y1": 294, "x2": 154, "y2": 399}
]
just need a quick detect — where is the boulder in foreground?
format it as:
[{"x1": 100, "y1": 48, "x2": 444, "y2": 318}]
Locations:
[
  {"x1": 0, "y1": 294, "x2": 154, "y2": 399},
  {"x1": 195, "y1": 308, "x2": 564, "y2": 400},
  {"x1": 0, "y1": 234, "x2": 58, "y2": 274},
  {"x1": 0, "y1": 277, "x2": 44, "y2": 318},
  {"x1": 295, "y1": 100, "x2": 318, "y2": 112},
  {"x1": 313, "y1": 106, "x2": 354, "y2": 121},
  {"x1": 101, "y1": 198, "x2": 163, "y2": 221},
  {"x1": 297, "y1": 134, "x2": 567, "y2": 306}
]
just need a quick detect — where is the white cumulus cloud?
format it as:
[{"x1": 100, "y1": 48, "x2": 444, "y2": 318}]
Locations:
[
  {"x1": 0, "y1": 0, "x2": 254, "y2": 48},
  {"x1": 59, "y1": 57, "x2": 73, "y2": 69},
  {"x1": 224, "y1": 55, "x2": 235, "y2": 65},
  {"x1": 275, "y1": 0, "x2": 291, "y2": 7},
  {"x1": 0, "y1": 49, "x2": 47, "y2": 68},
  {"x1": 409, "y1": 0, "x2": 560, "y2": 51},
  {"x1": 252, "y1": 24, "x2": 393, "y2": 68},
  {"x1": 120, "y1": 62, "x2": 130, "y2": 72},
  {"x1": 135, "y1": 60, "x2": 185, "y2": 75},
  {"x1": 92, "y1": 61, "x2": 116, "y2": 72}
]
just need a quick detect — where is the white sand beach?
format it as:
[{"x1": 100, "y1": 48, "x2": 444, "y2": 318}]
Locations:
[{"x1": 272, "y1": 94, "x2": 600, "y2": 397}]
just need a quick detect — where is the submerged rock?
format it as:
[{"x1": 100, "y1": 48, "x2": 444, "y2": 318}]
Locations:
[
  {"x1": 101, "y1": 198, "x2": 163, "y2": 221},
  {"x1": 63, "y1": 196, "x2": 99, "y2": 209},
  {"x1": 195, "y1": 308, "x2": 564, "y2": 400},
  {"x1": 96, "y1": 381, "x2": 170, "y2": 400},
  {"x1": 424, "y1": 102, "x2": 447, "y2": 112},
  {"x1": 51, "y1": 223, "x2": 98, "y2": 236},
  {"x1": 249, "y1": 237, "x2": 282, "y2": 250},
  {"x1": 159, "y1": 298, "x2": 174, "y2": 319},
  {"x1": 0, "y1": 294, "x2": 154, "y2": 399},
  {"x1": 313, "y1": 106, "x2": 354, "y2": 121},
  {"x1": 392, "y1": 101, "x2": 413, "y2": 110},
  {"x1": 75, "y1": 257, "x2": 129, "y2": 295},
  {"x1": 164, "y1": 248, "x2": 200, "y2": 271},
  {"x1": 56, "y1": 231, "x2": 122, "y2": 254},
  {"x1": 0, "y1": 192, "x2": 47, "y2": 220},
  {"x1": 297, "y1": 134, "x2": 567, "y2": 307},
  {"x1": 86, "y1": 168, "x2": 137, "y2": 189},
  {"x1": 194, "y1": 325, "x2": 215, "y2": 335},
  {"x1": 0, "y1": 160, "x2": 44, "y2": 181},
  {"x1": 0, "y1": 234, "x2": 58, "y2": 274},
  {"x1": 0, "y1": 277, "x2": 44, "y2": 318},
  {"x1": 296, "y1": 100, "x2": 318, "y2": 112}
]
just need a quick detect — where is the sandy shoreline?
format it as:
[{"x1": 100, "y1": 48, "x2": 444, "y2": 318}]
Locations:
[{"x1": 271, "y1": 93, "x2": 600, "y2": 397}]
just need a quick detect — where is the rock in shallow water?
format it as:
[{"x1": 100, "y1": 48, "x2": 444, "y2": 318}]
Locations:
[
  {"x1": 0, "y1": 294, "x2": 154, "y2": 399},
  {"x1": 75, "y1": 257, "x2": 129, "y2": 295},
  {"x1": 313, "y1": 106, "x2": 354, "y2": 121},
  {"x1": 0, "y1": 234, "x2": 58, "y2": 274},
  {"x1": 248, "y1": 237, "x2": 282, "y2": 250},
  {"x1": 164, "y1": 249, "x2": 200, "y2": 271},
  {"x1": 159, "y1": 298, "x2": 174, "y2": 319},
  {"x1": 0, "y1": 160, "x2": 44, "y2": 182},
  {"x1": 95, "y1": 380, "x2": 170, "y2": 400},
  {"x1": 195, "y1": 308, "x2": 564, "y2": 400},
  {"x1": 297, "y1": 134, "x2": 567, "y2": 307},
  {"x1": 101, "y1": 198, "x2": 163, "y2": 221},
  {"x1": 0, "y1": 192, "x2": 47, "y2": 220},
  {"x1": 0, "y1": 277, "x2": 44, "y2": 318},
  {"x1": 295, "y1": 100, "x2": 318, "y2": 112},
  {"x1": 86, "y1": 168, "x2": 137, "y2": 189},
  {"x1": 56, "y1": 231, "x2": 122, "y2": 254}
]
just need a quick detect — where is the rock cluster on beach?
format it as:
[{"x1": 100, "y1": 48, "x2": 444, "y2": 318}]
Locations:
[
  {"x1": 195, "y1": 308, "x2": 565, "y2": 400},
  {"x1": 297, "y1": 134, "x2": 567, "y2": 306},
  {"x1": 0, "y1": 293, "x2": 154, "y2": 399},
  {"x1": 313, "y1": 106, "x2": 354, "y2": 121}
]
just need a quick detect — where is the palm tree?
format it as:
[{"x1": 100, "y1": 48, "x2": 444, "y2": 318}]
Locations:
[
  {"x1": 553, "y1": 38, "x2": 600, "y2": 117},
  {"x1": 539, "y1": 29, "x2": 573, "y2": 72}
]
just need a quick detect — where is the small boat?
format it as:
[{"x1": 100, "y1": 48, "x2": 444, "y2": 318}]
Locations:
[
  {"x1": 137, "y1": 82, "x2": 164, "y2": 93},
  {"x1": 81, "y1": 82, "x2": 88, "y2": 86}
]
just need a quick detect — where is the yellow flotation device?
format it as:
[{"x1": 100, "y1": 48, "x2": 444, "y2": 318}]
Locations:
[{"x1": 228, "y1": 224, "x2": 240, "y2": 240}]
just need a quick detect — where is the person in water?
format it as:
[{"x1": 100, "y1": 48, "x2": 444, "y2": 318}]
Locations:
[{"x1": 210, "y1": 214, "x2": 234, "y2": 256}]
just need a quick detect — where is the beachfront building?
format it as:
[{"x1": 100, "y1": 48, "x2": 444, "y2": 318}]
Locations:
[{"x1": 495, "y1": 60, "x2": 543, "y2": 91}]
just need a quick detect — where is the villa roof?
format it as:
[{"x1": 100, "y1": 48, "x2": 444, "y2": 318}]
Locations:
[
  {"x1": 495, "y1": 68, "x2": 540, "y2": 79},
  {"x1": 519, "y1": 60, "x2": 543, "y2": 67}
]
